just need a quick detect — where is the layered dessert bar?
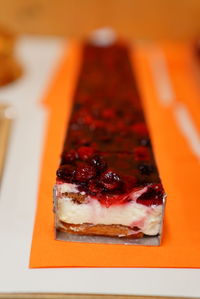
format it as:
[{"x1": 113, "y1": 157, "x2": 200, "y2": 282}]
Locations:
[{"x1": 54, "y1": 41, "x2": 166, "y2": 241}]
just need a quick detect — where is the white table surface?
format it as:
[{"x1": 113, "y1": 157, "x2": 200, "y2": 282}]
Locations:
[{"x1": 0, "y1": 36, "x2": 199, "y2": 297}]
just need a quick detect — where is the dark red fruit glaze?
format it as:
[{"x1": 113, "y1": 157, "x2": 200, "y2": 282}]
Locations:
[
  {"x1": 56, "y1": 42, "x2": 165, "y2": 207},
  {"x1": 100, "y1": 169, "x2": 122, "y2": 191},
  {"x1": 136, "y1": 184, "x2": 164, "y2": 206},
  {"x1": 77, "y1": 146, "x2": 95, "y2": 160},
  {"x1": 75, "y1": 163, "x2": 96, "y2": 182},
  {"x1": 134, "y1": 146, "x2": 150, "y2": 161}
]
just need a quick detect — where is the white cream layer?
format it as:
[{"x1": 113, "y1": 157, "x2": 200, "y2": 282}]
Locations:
[{"x1": 56, "y1": 184, "x2": 163, "y2": 236}]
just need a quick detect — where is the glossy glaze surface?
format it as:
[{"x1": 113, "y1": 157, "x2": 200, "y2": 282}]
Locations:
[{"x1": 56, "y1": 42, "x2": 165, "y2": 206}]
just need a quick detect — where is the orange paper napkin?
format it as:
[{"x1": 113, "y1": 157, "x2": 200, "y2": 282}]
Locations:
[{"x1": 30, "y1": 41, "x2": 200, "y2": 268}]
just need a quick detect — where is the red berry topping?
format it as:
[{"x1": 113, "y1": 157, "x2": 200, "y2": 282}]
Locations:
[
  {"x1": 88, "y1": 181, "x2": 102, "y2": 194},
  {"x1": 138, "y1": 163, "x2": 154, "y2": 175},
  {"x1": 91, "y1": 120, "x2": 105, "y2": 129},
  {"x1": 136, "y1": 184, "x2": 164, "y2": 206},
  {"x1": 102, "y1": 108, "x2": 116, "y2": 119},
  {"x1": 76, "y1": 138, "x2": 92, "y2": 147},
  {"x1": 100, "y1": 169, "x2": 122, "y2": 190},
  {"x1": 131, "y1": 122, "x2": 149, "y2": 136},
  {"x1": 82, "y1": 114, "x2": 94, "y2": 126},
  {"x1": 122, "y1": 175, "x2": 137, "y2": 192},
  {"x1": 56, "y1": 45, "x2": 165, "y2": 201},
  {"x1": 75, "y1": 163, "x2": 96, "y2": 182},
  {"x1": 134, "y1": 146, "x2": 150, "y2": 161},
  {"x1": 56, "y1": 165, "x2": 75, "y2": 181},
  {"x1": 77, "y1": 146, "x2": 95, "y2": 160},
  {"x1": 62, "y1": 150, "x2": 77, "y2": 163},
  {"x1": 89, "y1": 155, "x2": 107, "y2": 172},
  {"x1": 140, "y1": 138, "x2": 151, "y2": 147},
  {"x1": 106, "y1": 123, "x2": 117, "y2": 133}
]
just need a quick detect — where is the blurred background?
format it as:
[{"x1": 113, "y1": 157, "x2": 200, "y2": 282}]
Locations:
[{"x1": 0, "y1": 0, "x2": 200, "y2": 39}]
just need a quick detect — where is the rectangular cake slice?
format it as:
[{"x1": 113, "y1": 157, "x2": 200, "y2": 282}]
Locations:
[{"x1": 54, "y1": 41, "x2": 166, "y2": 242}]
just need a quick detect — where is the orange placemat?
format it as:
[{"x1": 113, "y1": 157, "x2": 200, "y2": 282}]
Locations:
[{"x1": 30, "y1": 41, "x2": 200, "y2": 268}]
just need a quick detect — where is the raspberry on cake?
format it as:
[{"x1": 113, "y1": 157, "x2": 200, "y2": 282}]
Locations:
[{"x1": 54, "y1": 41, "x2": 166, "y2": 243}]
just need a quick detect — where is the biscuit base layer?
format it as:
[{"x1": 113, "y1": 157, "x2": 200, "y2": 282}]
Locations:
[{"x1": 57, "y1": 221, "x2": 144, "y2": 239}]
